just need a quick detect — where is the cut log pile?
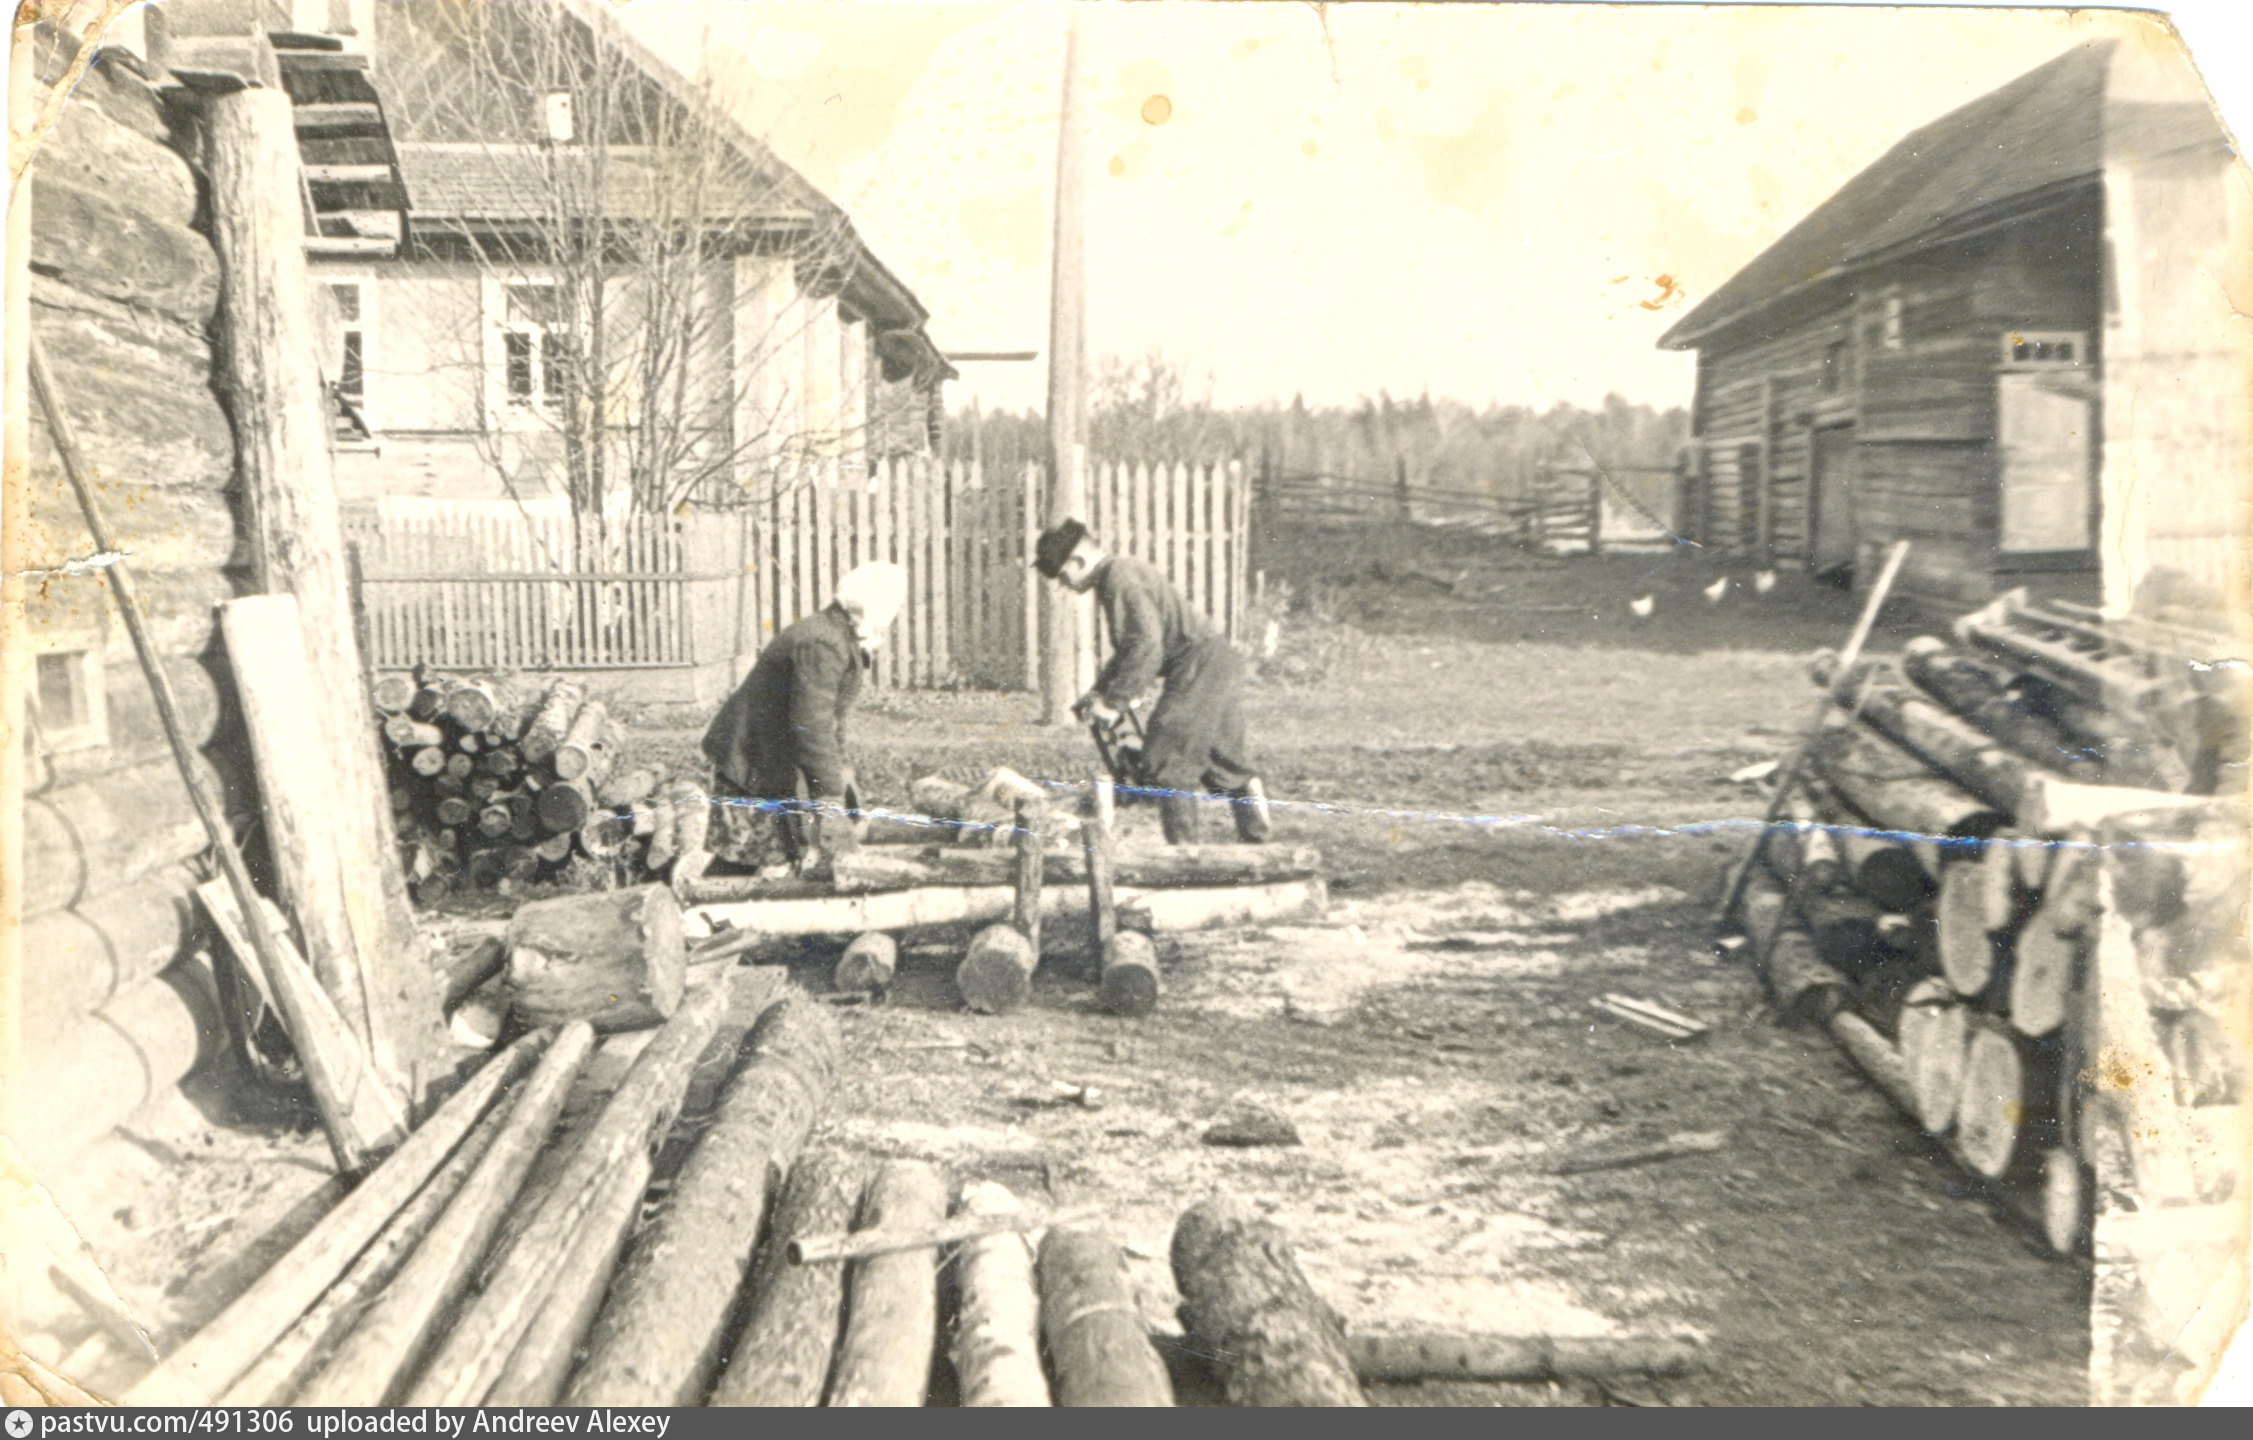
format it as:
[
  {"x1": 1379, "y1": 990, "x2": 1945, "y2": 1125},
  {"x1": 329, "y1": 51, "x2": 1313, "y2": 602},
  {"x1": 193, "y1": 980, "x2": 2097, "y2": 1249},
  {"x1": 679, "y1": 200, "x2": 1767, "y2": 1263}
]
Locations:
[
  {"x1": 1728, "y1": 588, "x2": 2244, "y2": 1258},
  {"x1": 372, "y1": 671, "x2": 712, "y2": 899}
]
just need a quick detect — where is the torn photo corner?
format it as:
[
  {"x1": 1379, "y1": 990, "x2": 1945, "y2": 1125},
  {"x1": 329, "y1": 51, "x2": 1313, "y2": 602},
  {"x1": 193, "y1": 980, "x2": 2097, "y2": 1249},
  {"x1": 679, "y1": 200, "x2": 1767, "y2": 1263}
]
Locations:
[{"x1": 2, "y1": 0, "x2": 2248, "y2": 1411}]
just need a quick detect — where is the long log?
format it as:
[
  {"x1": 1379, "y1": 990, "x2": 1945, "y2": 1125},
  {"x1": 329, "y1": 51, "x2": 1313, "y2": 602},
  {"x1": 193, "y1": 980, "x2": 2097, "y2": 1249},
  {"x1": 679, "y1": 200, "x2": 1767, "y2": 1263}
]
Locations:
[
  {"x1": 506, "y1": 884, "x2": 684, "y2": 1032},
  {"x1": 1083, "y1": 784, "x2": 1118, "y2": 951},
  {"x1": 202, "y1": 87, "x2": 424, "y2": 1106},
  {"x1": 790, "y1": 1205, "x2": 1106, "y2": 1265},
  {"x1": 565, "y1": 996, "x2": 841, "y2": 1406},
  {"x1": 816, "y1": 843, "x2": 1327, "y2": 895},
  {"x1": 1846, "y1": 677, "x2": 2062, "y2": 813},
  {"x1": 1898, "y1": 637, "x2": 2106, "y2": 777},
  {"x1": 1345, "y1": 1329, "x2": 1705, "y2": 1383},
  {"x1": 686, "y1": 877, "x2": 1326, "y2": 940},
  {"x1": 293, "y1": 1024, "x2": 596, "y2": 1405},
  {"x1": 1036, "y1": 1228, "x2": 1174, "y2": 1407},
  {"x1": 1170, "y1": 1196, "x2": 1367, "y2": 1406},
  {"x1": 197, "y1": 882, "x2": 408, "y2": 1161},
  {"x1": 1762, "y1": 929, "x2": 1848, "y2": 1025},
  {"x1": 950, "y1": 1182, "x2": 1051, "y2": 1407},
  {"x1": 400, "y1": 975, "x2": 742, "y2": 1406},
  {"x1": 482, "y1": 1150, "x2": 652, "y2": 1407},
  {"x1": 1897, "y1": 976, "x2": 1971, "y2": 1134},
  {"x1": 123, "y1": 1035, "x2": 553, "y2": 1404},
  {"x1": 521, "y1": 680, "x2": 585, "y2": 764},
  {"x1": 957, "y1": 924, "x2": 1037, "y2": 1016},
  {"x1": 1789, "y1": 885, "x2": 1891, "y2": 973},
  {"x1": 1099, "y1": 931, "x2": 1162, "y2": 1018},
  {"x1": 1118, "y1": 878, "x2": 1329, "y2": 932},
  {"x1": 707, "y1": 1152, "x2": 860, "y2": 1407},
  {"x1": 2040, "y1": 1147, "x2": 2090, "y2": 1257},
  {"x1": 825, "y1": 1160, "x2": 947, "y2": 1407},
  {"x1": 1810, "y1": 724, "x2": 2006, "y2": 841},
  {"x1": 1824, "y1": 1010, "x2": 1920, "y2": 1116},
  {"x1": 222, "y1": 1077, "x2": 523, "y2": 1405}
]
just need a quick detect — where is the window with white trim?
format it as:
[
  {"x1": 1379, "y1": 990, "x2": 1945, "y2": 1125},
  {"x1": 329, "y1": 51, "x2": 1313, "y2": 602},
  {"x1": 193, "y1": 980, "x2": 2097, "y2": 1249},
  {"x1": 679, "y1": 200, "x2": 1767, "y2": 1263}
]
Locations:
[
  {"x1": 32, "y1": 647, "x2": 106, "y2": 753},
  {"x1": 503, "y1": 284, "x2": 573, "y2": 405}
]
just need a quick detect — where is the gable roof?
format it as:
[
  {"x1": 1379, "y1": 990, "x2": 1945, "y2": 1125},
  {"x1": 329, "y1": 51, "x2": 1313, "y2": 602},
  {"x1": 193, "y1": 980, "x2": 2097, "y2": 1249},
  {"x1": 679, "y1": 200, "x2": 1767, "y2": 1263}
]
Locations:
[{"x1": 1660, "y1": 42, "x2": 2113, "y2": 350}]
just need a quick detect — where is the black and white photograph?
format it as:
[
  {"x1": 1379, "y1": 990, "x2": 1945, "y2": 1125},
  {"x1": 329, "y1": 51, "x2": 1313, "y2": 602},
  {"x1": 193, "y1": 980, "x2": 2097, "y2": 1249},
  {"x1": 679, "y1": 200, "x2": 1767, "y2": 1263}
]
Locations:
[{"x1": 2, "y1": 0, "x2": 2248, "y2": 1410}]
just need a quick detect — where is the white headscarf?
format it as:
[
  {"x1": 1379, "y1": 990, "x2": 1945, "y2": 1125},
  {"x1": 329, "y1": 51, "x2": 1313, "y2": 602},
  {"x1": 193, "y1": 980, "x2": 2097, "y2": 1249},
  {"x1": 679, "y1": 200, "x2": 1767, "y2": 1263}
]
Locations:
[{"x1": 833, "y1": 562, "x2": 909, "y2": 645}]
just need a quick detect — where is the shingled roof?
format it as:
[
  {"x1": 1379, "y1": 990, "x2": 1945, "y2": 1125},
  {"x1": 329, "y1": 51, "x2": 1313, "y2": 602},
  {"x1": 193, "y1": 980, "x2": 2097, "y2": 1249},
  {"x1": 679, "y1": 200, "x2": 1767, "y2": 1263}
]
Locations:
[{"x1": 1660, "y1": 42, "x2": 2114, "y2": 350}]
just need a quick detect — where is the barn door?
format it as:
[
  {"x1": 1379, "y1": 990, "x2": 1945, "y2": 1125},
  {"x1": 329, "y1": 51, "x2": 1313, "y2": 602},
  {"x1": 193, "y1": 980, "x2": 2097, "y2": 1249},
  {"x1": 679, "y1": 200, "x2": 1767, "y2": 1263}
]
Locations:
[
  {"x1": 1809, "y1": 425, "x2": 1858, "y2": 579},
  {"x1": 1997, "y1": 373, "x2": 2095, "y2": 555}
]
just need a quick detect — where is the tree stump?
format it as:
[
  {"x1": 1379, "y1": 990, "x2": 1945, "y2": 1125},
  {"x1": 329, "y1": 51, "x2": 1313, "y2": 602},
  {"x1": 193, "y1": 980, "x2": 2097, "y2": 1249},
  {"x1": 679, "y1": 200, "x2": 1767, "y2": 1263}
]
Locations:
[
  {"x1": 1170, "y1": 1196, "x2": 1368, "y2": 1407},
  {"x1": 958, "y1": 924, "x2": 1036, "y2": 1015},
  {"x1": 1036, "y1": 1228, "x2": 1174, "y2": 1407},
  {"x1": 506, "y1": 884, "x2": 684, "y2": 1031}
]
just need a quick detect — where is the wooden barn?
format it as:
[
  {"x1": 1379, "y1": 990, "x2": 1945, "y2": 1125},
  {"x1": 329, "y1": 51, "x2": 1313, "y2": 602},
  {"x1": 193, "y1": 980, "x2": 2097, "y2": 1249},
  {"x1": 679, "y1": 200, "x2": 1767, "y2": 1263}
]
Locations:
[{"x1": 1661, "y1": 41, "x2": 2239, "y2": 618}]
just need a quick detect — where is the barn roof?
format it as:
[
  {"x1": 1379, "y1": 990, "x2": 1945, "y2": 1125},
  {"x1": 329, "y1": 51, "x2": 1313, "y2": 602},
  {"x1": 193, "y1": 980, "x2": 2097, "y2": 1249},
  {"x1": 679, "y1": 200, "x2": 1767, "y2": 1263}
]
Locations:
[{"x1": 1659, "y1": 42, "x2": 2114, "y2": 350}]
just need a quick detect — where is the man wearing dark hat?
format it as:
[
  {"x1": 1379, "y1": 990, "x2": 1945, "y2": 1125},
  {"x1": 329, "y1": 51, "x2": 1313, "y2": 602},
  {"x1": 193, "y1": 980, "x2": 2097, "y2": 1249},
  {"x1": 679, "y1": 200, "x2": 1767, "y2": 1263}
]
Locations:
[{"x1": 1034, "y1": 519, "x2": 1272, "y2": 844}]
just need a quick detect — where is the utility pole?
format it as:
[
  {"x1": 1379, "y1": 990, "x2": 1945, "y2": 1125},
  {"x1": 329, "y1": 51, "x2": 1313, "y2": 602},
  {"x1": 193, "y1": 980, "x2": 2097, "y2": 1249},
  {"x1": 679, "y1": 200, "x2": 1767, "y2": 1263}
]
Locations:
[{"x1": 1040, "y1": 14, "x2": 1087, "y2": 725}]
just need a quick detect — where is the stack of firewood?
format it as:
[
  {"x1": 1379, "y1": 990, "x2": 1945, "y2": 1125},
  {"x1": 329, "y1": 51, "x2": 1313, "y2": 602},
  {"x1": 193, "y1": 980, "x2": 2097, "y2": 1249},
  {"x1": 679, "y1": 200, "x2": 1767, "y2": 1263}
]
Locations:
[
  {"x1": 372, "y1": 671, "x2": 708, "y2": 897},
  {"x1": 1735, "y1": 588, "x2": 2243, "y2": 1257}
]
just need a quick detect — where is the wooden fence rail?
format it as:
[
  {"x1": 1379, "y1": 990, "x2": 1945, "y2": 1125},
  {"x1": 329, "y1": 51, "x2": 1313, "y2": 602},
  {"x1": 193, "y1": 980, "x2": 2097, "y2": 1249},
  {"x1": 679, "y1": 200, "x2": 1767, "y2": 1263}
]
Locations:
[{"x1": 346, "y1": 456, "x2": 1249, "y2": 695}]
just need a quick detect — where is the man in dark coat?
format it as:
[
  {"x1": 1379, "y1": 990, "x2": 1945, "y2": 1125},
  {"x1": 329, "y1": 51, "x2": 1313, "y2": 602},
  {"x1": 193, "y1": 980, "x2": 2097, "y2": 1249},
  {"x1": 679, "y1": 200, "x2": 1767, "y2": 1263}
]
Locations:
[
  {"x1": 1035, "y1": 519, "x2": 1272, "y2": 844},
  {"x1": 701, "y1": 562, "x2": 907, "y2": 874}
]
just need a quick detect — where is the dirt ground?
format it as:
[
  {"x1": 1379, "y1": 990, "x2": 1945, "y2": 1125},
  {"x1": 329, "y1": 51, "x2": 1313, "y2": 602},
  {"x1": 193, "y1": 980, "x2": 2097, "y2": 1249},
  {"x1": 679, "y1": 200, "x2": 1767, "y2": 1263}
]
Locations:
[{"x1": 47, "y1": 522, "x2": 2089, "y2": 1406}]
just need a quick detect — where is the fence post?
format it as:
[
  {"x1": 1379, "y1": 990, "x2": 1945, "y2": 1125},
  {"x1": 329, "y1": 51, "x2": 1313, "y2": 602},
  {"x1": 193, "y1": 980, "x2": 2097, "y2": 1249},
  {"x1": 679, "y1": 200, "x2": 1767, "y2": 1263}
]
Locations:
[
  {"x1": 1395, "y1": 454, "x2": 1411, "y2": 524},
  {"x1": 1587, "y1": 471, "x2": 1604, "y2": 556}
]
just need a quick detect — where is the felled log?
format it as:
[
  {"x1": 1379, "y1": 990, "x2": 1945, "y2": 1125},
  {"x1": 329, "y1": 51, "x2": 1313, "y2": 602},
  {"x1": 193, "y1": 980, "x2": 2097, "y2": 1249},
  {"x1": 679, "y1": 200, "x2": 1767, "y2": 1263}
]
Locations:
[
  {"x1": 707, "y1": 1152, "x2": 860, "y2": 1407},
  {"x1": 1843, "y1": 676, "x2": 2059, "y2": 813},
  {"x1": 403, "y1": 975, "x2": 744, "y2": 1406},
  {"x1": 2040, "y1": 1147, "x2": 2090, "y2": 1257},
  {"x1": 372, "y1": 674, "x2": 418, "y2": 714},
  {"x1": 1824, "y1": 1010, "x2": 1920, "y2": 1116},
  {"x1": 505, "y1": 884, "x2": 684, "y2": 1031},
  {"x1": 1810, "y1": 724, "x2": 2006, "y2": 842},
  {"x1": 1171, "y1": 1197, "x2": 1367, "y2": 1406},
  {"x1": 1790, "y1": 885, "x2": 1890, "y2": 973},
  {"x1": 2009, "y1": 868, "x2": 2094, "y2": 1039},
  {"x1": 1953, "y1": 1016, "x2": 2046, "y2": 1180},
  {"x1": 482, "y1": 1150, "x2": 653, "y2": 1407},
  {"x1": 2017, "y1": 776, "x2": 2211, "y2": 836},
  {"x1": 833, "y1": 932, "x2": 897, "y2": 994},
  {"x1": 293, "y1": 1023, "x2": 596, "y2": 1406},
  {"x1": 222, "y1": 1076, "x2": 523, "y2": 1404},
  {"x1": 950, "y1": 1182, "x2": 1051, "y2": 1407},
  {"x1": 597, "y1": 767, "x2": 661, "y2": 808},
  {"x1": 1837, "y1": 830, "x2": 1938, "y2": 911},
  {"x1": 1036, "y1": 1228, "x2": 1175, "y2": 1407},
  {"x1": 1345, "y1": 1329, "x2": 1705, "y2": 1383},
  {"x1": 566, "y1": 996, "x2": 841, "y2": 1406},
  {"x1": 1762, "y1": 930, "x2": 1848, "y2": 1025},
  {"x1": 1118, "y1": 878, "x2": 1329, "y2": 933},
  {"x1": 826, "y1": 844, "x2": 1327, "y2": 892},
  {"x1": 384, "y1": 716, "x2": 443, "y2": 749},
  {"x1": 1897, "y1": 976, "x2": 1970, "y2": 1134},
  {"x1": 1100, "y1": 932, "x2": 1162, "y2": 1018},
  {"x1": 442, "y1": 680, "x2": 508, "y2": 733},
  {"x1": 521, "y1": 680, "x2": 585, "y2": 763},
  {"x1": 957, "y1": 924, "x2": 1037, "y2": 1015},
  {"x1": 118, "y1": 1033, "x2": 540, "y2": 1402},
  {"x1": 1898, "y1": 638, "x2": 2105, "y2": 778},
  {"x1": 825, "y1": 1160, "x2": 947, "y2": 1407},
  {"x1": 553, "y1": 700, "x2": 617, "y2": 785},
  {"x1": 789, "y1": 1204, "x2": 1104, "y2": 1265},
  {"x1": 1935, "y1": 859, "x2": 2001, "y2": 999},
  {"x1": 536, "y1": 777, "x2": 594, "y2": 835}
]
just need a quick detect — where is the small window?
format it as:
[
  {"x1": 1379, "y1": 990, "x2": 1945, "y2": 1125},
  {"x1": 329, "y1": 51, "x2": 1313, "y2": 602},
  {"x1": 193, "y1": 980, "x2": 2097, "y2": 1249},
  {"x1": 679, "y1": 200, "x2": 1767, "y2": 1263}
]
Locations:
[
  {"x1": 1881, "y1": 295, "x2": 1905, "y2": 351},
  {"x1": 33, "y1": 648, "x2": 106, "y2": 752},
  {"x1": 503, "y1": 284, "x2": 572, "y2": 404},
  {"x1": 2001, "y1": 330, "x2": 2087, "y2": 369},
  {"x1": 544, "y1": 91, "x2": 576, "y2": 144}
]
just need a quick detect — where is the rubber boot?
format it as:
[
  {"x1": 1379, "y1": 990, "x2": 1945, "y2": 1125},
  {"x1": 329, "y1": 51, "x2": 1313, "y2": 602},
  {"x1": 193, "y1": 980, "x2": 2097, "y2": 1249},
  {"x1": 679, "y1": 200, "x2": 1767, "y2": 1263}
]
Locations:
[
  {"x1": 1159, "y1": 792, "x2": 1205, "y2": 845},
  {"x1": 1231, "y1": 777, "x2": 1274, "y2": 844}
]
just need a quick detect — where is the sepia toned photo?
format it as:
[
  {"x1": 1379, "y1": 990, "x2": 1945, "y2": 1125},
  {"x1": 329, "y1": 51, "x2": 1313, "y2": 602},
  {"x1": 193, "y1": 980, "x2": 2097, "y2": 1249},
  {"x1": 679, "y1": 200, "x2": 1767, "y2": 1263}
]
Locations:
[{"x1": 2, "y1": 0, "x2": 2247, "y2": 1411}]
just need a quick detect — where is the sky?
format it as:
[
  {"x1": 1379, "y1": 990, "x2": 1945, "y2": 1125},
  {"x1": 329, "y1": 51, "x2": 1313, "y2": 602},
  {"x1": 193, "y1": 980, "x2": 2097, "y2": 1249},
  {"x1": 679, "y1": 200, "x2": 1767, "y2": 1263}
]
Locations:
[{"x1": 613, "y1": 1, "x2": 2248, "y2": 415}]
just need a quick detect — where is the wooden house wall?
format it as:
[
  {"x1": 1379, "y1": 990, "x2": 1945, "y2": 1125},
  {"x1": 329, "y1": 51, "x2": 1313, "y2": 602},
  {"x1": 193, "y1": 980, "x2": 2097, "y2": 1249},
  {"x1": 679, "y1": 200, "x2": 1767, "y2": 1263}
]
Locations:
[
  {"x1": 1684, "y1": 191, "x2": 2104, "y2": 609},
  {"x1": 14, "y1": 41, "x2": 247, "y2": 1181}
]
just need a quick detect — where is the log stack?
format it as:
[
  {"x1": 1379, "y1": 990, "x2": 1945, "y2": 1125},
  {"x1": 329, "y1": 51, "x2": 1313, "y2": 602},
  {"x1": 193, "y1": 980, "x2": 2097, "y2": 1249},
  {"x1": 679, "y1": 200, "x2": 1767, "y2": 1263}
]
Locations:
[
  {"x1": 372, "y1": 671, "x2": 707, "y2": 898},
  {"x1": 1732, "y1": 590, "x2": 2243, "y2": 1259}
]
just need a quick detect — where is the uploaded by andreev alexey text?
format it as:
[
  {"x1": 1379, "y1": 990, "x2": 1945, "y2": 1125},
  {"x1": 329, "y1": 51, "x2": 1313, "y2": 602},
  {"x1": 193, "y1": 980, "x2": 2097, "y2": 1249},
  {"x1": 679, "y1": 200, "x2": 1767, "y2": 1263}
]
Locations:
[{"x1": 8, "y1": 1415, "x2": 676, "y2": 1439}]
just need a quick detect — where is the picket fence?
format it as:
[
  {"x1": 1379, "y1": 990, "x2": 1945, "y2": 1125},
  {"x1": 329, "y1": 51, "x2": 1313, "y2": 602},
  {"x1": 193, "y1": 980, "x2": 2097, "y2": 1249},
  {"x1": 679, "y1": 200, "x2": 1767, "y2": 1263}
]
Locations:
[{"x1": 346, "y1": 457, "x2": 1251, "y2": 696}]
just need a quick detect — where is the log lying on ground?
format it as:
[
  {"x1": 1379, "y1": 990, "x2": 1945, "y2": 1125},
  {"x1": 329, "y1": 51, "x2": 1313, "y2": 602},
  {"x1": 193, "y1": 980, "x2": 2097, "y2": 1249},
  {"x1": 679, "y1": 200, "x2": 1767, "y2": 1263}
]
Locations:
[
  {"x1": 1170, "y1": 1196, "x2": 1368, "y2": 1407},
  {"x1": 1036, "y1": 1229, "x2": 1175, "y2": 1407},
  {"x1": 1119, "y1": 878, "x2": 1329, "y2": 933},
  {"x1": 223, "y1": 1076, "x2": 523, "y2": 1405},
  {"x1": 553, "y1": 700, "x2": 617, "y2": 786},
  {"x1": 790, "y1": 1204, "x2": 1105, "y2": 1265},
  {"x1": 827, "y1": 844, "x2": 1327, "y2": 894},
  {"x1": 1100, "y1": 932, "x2": 1162, "y2": 1018},
  {"x1": 1837, "y1": 830, "x2": 1938, "y2": 911},
  {"x1": 826, "y1": 1160, "x2": 947, "y2": 1407},
  {"x1": 1810, "y1": 724, "x2": 2007, "y2": 842},
  {"x1": 707, "y1": 1152, "x2": 860, "y2": 1407},
  {"x1": 1897, "y1": 976, "x2": 1971, "y2": 1134},
  {"x1": 402, "y1": 976, "x2": 743, "y2": 1406},
  {"x1": 1761, "y1": 930, "x2": 1849, "y2": 1025},
  {"x1": 957, "y1": 924, "x2": 1037, "y2": 1016},
  {"x1": 483, "y1": 1149, "x2": 652, "y2": 1407},
  {"x1": 1899, "y1": 637, "x2": 2104, "y2": 779},
  {"x1": 441, "y1": 934, "x2": 508, "y2": 1010},
  {"x1": 1790, "y1": 885, "x2": 1891, "y2": 973},
  {"x1": 1836, "y1": 675, "x2": 2061, "y2": 814},
  {"x1": 1824, "y1": 1011, "x2": 1920, "y2": 1116},
  {"x1": 950, "y1": 1183, "x2": 1051, "y2": 1407},
  {"x1": 565, "y1": 996, "x2": 841, "y2": 1406},
  {"x1": 294, "y1": 1023, "x2": 596, "y2": 1405},
  {"x1": 687, "y1": 877, "x2": 1327, "y2": 941},
  {"x1": 1345, "y1": 1329, "x2": 1705, "y2": 1383},
  {"x1": 123, "y1": 1035, "x2": 553, "y2": 1405},
  {"x1": 506, "y1": 884, "x2": 684, "y2": 1032},
  {"x1": 833, "y1": 932, "x2": 897, "y2": 995}
]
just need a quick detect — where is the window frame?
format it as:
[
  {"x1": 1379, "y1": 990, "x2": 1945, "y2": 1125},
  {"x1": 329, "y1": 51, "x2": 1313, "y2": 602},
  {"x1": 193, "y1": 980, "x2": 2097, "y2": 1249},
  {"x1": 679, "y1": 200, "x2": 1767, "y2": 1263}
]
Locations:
[
  {"x1": 1998, "y1": 329, "x2": 2090, "y2": 370},
  {"x1": 29, "y1": 643, "x2": 108, "y2": 755}
]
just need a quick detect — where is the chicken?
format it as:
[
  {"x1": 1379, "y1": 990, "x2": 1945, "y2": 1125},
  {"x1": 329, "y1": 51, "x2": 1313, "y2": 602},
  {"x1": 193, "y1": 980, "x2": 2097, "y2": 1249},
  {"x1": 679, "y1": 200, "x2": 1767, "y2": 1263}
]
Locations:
[
  {"x1": 1754, "y1": 569, "x2": 1777, "y2": 594},
  {"x1": 1702, "y1": 575, "x2": 1729, "y2": 604},
  {"x1": 1629, "y1": 595, "x2": 1655, "y2": 618}
]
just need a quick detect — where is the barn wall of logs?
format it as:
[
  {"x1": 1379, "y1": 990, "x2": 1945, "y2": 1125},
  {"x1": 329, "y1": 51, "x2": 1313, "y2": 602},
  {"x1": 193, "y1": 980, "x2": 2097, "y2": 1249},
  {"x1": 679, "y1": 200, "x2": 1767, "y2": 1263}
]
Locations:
[{"x1": 11, "y1": 31, "x2": 250, "y2": 1179}]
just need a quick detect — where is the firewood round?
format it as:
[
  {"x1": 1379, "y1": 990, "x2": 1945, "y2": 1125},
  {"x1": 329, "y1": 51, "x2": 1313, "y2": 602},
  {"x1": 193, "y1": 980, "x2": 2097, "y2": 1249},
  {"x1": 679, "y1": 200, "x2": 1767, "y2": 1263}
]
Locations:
[
  {"x1": 1898, "y1": 976, "x2": 1969, "y2": 1135},
  {"x1": 957, "y1": 924, "x2": 1035, "y2": 1015},
  {"x1": 834, "y1": 932, "x2": 898, "y2": 995},
  {"x1": 1098, "y1": 931, "x2": 1161, "y2": 1017},
  {"x1": 505, "y1": 884, "x2": 685, "y2": 1031}
]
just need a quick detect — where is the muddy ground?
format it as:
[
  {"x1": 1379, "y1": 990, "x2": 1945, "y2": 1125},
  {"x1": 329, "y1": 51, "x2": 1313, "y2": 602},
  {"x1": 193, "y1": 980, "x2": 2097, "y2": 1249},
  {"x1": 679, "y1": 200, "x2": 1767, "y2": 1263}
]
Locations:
[{"x1": 48, "y1": 522, "x2": 2089, "y2": 1405}]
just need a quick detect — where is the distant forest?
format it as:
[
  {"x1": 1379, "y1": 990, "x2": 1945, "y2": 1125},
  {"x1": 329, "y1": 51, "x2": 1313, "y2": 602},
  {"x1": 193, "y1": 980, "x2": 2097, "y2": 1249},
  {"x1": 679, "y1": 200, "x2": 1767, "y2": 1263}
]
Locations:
[{"x1": 944, "y1": 354, "x2": 1691, "y2": 500}]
